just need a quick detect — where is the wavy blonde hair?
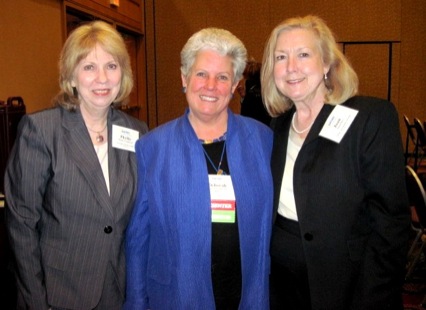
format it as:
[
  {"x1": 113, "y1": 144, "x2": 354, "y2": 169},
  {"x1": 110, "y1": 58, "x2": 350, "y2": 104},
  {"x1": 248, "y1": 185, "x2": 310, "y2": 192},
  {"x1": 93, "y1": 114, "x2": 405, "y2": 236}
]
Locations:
[
  {"x1": 54, "y1": 21, "x2": 133, "y2": 110},
  {"x1": 261, "y1": 15, "x2": 358, "y2": 117}
]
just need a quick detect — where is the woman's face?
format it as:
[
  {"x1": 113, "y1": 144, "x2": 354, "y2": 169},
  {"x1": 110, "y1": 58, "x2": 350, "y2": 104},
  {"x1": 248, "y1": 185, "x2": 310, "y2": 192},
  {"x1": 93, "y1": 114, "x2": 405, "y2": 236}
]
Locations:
[
  {"x1": 273, "y1": 28, "x2": 329, "y2": 105},
  {"x1": 72, "y1": 44, "x2": 122, "y2": 113},
  {"x1": 182, "y1": 49, "x2": 238, "y2": 123}
]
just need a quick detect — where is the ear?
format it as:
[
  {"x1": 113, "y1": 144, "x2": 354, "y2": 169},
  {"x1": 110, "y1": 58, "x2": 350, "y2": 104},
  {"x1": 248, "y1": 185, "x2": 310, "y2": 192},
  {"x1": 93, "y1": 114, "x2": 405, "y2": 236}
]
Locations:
[
  {"x1": 181, "y1": 74, "x2": 187, "y2": 88},
  {"x1": 231, "y1": 80, "x2": 239, "y2": 94},
  {"x1": 323, "y1": 64, "x2": 331, "y2": 76}
]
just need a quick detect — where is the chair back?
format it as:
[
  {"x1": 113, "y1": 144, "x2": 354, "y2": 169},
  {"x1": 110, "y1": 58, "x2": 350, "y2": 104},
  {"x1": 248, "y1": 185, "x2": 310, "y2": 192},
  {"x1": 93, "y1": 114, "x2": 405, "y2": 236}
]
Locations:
[
  {"x1": 404, "y1": 115, "x2": 416, "y2": 142},
  {"x1": 404, "y1": 115, "x2": 417, "y2": 165},
  {"x1": 406, "y1": 165, "x2": 426, "y2": 228},
  {"x1": 414, "y1": 118, "x2": 426, "y2": 148}
]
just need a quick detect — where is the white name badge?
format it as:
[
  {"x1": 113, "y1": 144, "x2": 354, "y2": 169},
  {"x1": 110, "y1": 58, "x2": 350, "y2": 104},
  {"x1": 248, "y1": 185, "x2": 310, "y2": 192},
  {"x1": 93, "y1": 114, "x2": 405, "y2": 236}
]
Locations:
[
  {"x1": 208, "y1": 175, "x2": 236, "y2": 223},
  {"x1": 319, "y1": 105, "x2": 358, "y2": 143},
  {"x1": 112, "y1": 124, "x2": 139, "y2": 152}
]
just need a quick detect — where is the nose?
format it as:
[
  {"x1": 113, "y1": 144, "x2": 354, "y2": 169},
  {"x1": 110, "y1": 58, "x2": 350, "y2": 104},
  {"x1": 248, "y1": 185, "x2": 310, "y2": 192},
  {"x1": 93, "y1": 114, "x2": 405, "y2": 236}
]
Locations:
[
  {"x1": 97, "y1": 68, "x2": 108, "y2": 83},
  {"x1": 206, "y1": 76, "x2": 217, "y2": 90},
  {"x1": 287, "y1": 55, "x2": 296, "y2": 72}
]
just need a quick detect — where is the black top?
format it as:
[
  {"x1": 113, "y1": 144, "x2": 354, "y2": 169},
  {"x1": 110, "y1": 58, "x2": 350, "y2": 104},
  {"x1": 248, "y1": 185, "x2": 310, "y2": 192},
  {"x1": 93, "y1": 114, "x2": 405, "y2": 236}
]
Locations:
[
  {"x1": 240, "y1": 80, "x2": 271, "y2": 126},
  {"x1": 202, "y1": 141, "x2": 242, "y2": 309}
]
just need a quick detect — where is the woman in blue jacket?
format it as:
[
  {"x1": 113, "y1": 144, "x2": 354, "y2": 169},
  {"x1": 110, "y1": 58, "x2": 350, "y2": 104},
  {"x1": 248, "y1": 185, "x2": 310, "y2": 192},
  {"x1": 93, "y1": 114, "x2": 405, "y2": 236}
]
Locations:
[{"x1": 124, "y1": 28, "x2": 273, "y2": 309}]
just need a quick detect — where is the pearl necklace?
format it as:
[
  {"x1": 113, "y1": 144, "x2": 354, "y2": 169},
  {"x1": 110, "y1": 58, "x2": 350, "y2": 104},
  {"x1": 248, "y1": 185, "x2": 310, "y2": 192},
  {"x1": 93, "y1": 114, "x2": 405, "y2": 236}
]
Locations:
[
  {"x1": 291, "y1": 113, "x2": 314, "y2": 134},
  {"x1": 87, "y1": 124, "x2": 107, "y2": 143}
]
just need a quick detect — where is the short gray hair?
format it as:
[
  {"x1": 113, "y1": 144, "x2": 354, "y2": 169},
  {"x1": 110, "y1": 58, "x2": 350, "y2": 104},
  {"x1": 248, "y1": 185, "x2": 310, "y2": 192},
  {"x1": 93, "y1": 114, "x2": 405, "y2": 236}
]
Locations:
[{"x1": 180, "y1": 28, "x2": 247, "y2": 84}]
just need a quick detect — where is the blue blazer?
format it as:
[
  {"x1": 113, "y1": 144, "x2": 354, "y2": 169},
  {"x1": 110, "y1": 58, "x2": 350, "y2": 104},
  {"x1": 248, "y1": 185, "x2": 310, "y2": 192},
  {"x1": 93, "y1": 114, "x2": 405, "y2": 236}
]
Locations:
[{"x1": 124, "y1": 109, "x2": 273, "y2": 309}]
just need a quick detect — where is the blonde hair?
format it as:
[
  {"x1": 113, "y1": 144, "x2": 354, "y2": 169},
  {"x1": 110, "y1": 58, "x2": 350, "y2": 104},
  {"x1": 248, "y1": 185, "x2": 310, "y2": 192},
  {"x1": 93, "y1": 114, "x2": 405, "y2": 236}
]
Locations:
[
  {"x1": 261, "y1": 15, "x2": 358, "y2": 117},
  {"x1": 54, "y1": 21, "x2": 133, "y2": 110}
]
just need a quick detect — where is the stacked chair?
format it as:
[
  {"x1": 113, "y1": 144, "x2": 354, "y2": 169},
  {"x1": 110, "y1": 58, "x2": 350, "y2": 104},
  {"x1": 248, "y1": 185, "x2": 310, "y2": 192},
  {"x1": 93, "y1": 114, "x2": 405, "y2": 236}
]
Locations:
[
  {"x1": 405, "y1": 165, "x2": 426, "y2": 279},
  {"x1": 403, "y1": 115, "x2": 426, "y2": 172}
]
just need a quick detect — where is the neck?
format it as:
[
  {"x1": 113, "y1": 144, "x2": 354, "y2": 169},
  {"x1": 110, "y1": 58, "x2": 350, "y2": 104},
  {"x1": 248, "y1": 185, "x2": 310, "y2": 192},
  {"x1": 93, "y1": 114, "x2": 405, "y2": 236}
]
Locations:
[
  {"x1": 292, "y1": 100, "x2": 324, "y2": 136},
  {"x1": 188, "y1": 112, "x2": 228, "y2": 141},
  {"x1": 80, "y1": 106, "x2": 108, "y2": 132}
]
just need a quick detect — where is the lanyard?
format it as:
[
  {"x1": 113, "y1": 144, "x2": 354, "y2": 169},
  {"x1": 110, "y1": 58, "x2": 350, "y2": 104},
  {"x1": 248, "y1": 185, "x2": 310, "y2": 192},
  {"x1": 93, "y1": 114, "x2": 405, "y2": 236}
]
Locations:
[{"x1": 202, "y1": 140, "x2": 227, "y2": 175}]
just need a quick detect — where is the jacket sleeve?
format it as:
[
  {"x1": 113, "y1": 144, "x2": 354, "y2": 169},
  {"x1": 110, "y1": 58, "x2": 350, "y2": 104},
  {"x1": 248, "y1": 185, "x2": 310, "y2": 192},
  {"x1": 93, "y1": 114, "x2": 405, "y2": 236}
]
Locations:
[
  {"x1": 355, "y1": 100, "x2": 411, "y2": 308},
  {"x1": 123, "y1": 139, "x2": 150, "y2": 310},
  {"x1": 5, "y1": 115, "x2": 50, "y2": 309}
]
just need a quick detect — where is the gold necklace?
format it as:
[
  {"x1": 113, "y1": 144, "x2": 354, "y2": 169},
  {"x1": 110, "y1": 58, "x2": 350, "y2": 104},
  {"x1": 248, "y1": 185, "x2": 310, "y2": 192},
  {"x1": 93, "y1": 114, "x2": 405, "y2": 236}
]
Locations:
[{"x1": 87, "y1": 124, "x2": 107, "y2": 143}]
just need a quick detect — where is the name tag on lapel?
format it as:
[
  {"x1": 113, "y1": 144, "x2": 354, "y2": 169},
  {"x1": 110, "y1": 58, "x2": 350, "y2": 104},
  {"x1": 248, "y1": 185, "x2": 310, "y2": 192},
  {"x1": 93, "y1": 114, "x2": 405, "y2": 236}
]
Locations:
[
  {"x1": 319, "y1": 105, "x2": 358, "y2": 143},
  {"x1": 112, "y1": 124, "x2": 139, "y2": 152}
]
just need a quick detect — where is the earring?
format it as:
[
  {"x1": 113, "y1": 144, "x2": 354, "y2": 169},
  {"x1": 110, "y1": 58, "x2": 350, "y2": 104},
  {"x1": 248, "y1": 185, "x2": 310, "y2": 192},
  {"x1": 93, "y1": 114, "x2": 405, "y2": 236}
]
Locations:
[
  {"x1": 324, "y1": 73, "x2": 328, "y2": 80},
  {"x1": 182, "y1": 87, "x2": 186, "y2": 93}
]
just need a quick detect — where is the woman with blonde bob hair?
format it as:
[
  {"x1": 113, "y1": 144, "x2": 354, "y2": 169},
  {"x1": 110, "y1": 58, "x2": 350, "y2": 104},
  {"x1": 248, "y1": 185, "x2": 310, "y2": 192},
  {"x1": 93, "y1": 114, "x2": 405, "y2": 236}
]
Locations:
[
  {"x1": 5, "y1": 20, "x2": 148, "y2": 309},
  {"x1": 261, "y1": 15, "x2": 358, "y2": 116},
  {"x1": 55, "y1": 20, "x2": 134, "y2": 110},
  {"x1": 262, "y1": 15, "x2": 410, "y2": 310}
]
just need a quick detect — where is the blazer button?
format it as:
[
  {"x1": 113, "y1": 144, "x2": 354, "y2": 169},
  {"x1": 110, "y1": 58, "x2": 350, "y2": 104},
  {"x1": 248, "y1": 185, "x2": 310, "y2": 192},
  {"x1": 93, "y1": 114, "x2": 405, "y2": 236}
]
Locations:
[
  {"x1": 304, "y1": 233, "x2": 313, "y2": 241},
  {"x1": 104, "y1": 226, "x2": 113, "y2": 234}
]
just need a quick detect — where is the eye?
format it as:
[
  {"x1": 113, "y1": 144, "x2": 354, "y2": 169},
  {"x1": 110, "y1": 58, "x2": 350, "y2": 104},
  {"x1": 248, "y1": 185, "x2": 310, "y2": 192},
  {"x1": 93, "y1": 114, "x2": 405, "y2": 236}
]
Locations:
[
  {"x1": 107, "y1": 63, "x2": 118, "y2": 70},
  {"x1": 217, "y1": 75, "x2": 229, "y2": 81},
  {"x1": 83, "y1": 64, "x2": 94, "y2": 71},
  {"x1": 275, "y1": 54, "x2": 287, "y2": 61},
  {"x1": 299, "y1": 52, "x2": 310, "y2": 58},
  {"x1": 195, "y1": 71, "x2": 207, "y2": 77}
]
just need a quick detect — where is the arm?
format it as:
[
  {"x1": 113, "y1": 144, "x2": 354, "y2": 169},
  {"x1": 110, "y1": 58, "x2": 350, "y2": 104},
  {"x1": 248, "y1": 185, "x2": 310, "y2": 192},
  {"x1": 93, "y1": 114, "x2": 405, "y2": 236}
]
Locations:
[
  {"x1": 357, "y1": 101, "x2": 410, "y2": 308},
  {"x1": 123, "y1": 140, "x2": 150, "y2": 310},
  {"x1": 5, "y1": 116, "x2": 50, "y2": 309}
]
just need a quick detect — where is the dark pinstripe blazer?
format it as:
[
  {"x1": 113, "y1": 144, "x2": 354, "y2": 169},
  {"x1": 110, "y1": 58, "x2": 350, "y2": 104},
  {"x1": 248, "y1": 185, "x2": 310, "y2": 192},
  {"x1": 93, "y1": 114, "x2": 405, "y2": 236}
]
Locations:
[
  {"x1": 271, "y1": 96, "x2": 410, "y2": 310},
  {"x1": 4, "y1": 105, "x2": 148, "y2": 309}
]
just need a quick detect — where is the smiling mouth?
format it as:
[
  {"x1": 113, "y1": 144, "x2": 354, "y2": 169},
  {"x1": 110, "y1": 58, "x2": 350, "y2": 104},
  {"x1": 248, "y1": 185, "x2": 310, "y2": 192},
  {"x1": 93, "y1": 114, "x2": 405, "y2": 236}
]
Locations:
[
  {"x1": 93, "y1": 89, "x2": 110, "y2": 95},
  {"x1": 287, "y1": 78, "x2": 305, "y2": 84},
  {"x1": 200, "y1": 95, "x2": 218, "y2": 102}
]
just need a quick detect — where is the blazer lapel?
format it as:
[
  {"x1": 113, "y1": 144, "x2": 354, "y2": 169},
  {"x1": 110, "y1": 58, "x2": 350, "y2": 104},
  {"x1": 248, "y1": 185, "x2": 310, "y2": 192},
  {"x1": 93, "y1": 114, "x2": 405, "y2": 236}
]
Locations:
[
  {"x1": 271, "y1": 111, "x2": 293, "y2": 221},
  {"x1": 270, "y1": 104, "x2": 336, "y2": 222},
  {"x1": 303, "y1": 104, "x2": 334, "y2": 146},
  {"x1": 107, "y1": 109, "x2": 135, "y2": 212},
  {"x1": 62, "y1": 108, "x2": 114, "y2": 218}
]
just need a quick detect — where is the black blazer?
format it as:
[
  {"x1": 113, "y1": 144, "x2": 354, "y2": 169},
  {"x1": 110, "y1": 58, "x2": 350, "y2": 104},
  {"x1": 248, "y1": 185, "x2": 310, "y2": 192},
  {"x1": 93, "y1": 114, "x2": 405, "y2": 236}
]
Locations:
[
  {"x1": 271, "y1": 96, "x2": 410, "y2": 310},
  {"x1": 5, "y1": 106, "x2": 148, "y2": 309}
]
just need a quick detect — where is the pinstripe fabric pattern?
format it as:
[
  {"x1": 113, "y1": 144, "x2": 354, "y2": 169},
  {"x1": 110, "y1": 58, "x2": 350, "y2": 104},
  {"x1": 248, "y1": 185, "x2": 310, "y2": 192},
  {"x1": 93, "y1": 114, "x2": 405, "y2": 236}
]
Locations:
[{"x1": 5, "y1": 106, "x2": 148, "y2": 309}]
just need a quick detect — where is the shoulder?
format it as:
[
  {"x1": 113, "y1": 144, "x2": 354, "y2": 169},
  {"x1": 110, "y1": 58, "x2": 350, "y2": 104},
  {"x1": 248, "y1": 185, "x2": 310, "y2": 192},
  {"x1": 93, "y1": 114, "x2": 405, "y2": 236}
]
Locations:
[
  {"x1": 341, "y1": 96, "x2": 398, "y2": 125},
  {"x1": 137, "y1": 117, "x2": 184, "y2": 151},
  {"x1": 26, "y1": 106, "x2": 61, "y2": 121},
  {"x1": 111, "y1": 108, "x2": 148, "y2": 133},
  {"x1": 232, "y1": 113, "x2": 272, "y2": 135},
  {"x1": 230, "y1": 114, "x2": 273, "y2": 150},
  {"x1": 341, "y1": 96, "x2": 400, "y2": 140},
  {"x1": 18, "y1": 107, "x2": 63, "y2": 133},
  {"x1": 135, "y1": 117, "x2": 186, "y2": 160},
  {"x1": 343, "y1": 96, "x2": 396, "y2": 114}
]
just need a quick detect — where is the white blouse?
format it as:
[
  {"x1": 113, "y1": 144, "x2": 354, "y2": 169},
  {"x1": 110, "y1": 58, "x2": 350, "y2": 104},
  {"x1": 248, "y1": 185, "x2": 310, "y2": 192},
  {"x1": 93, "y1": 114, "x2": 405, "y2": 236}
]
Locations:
[{"x1": 277, "y1": 128, "x2": 304, "y2": 221}]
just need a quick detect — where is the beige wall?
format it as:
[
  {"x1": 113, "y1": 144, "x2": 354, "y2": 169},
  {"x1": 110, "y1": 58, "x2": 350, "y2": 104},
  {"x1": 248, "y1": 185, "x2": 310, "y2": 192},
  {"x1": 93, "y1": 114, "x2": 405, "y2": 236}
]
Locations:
[
  {"x1": 1, "y1": 0, "x2": 425, "y2": 141},
  {"x1": 144, "y1": 0, "x2": 425, "y2": 142},
  {"x1": 0, "y1": 0, "x2": 63, "y2": 113}
]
